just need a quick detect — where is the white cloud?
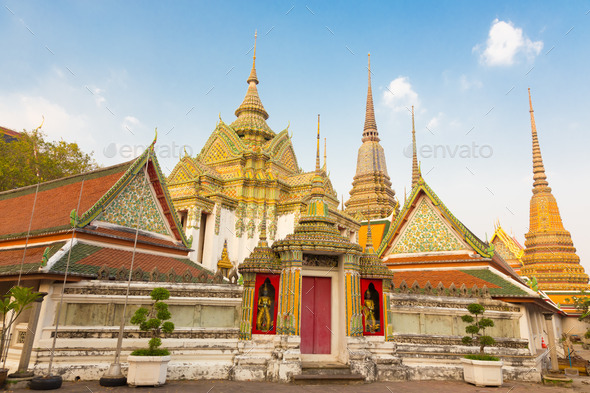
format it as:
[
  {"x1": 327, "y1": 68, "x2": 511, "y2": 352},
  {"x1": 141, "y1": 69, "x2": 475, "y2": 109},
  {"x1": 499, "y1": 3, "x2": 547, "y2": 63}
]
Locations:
[
  {"x1": 382, "y1": 76, "x2": 420, "y2": 112},
  {"x1": 459, "y1": 75, "x2": 483, "y2": 91},
  {"x1": 87, "y1": 86, "x2": 106, "y2": 107},
  {"x1": 0, "y1": 94, "x2": 91, "y2": 145},
  {"x1": 427, "y1": 112, "x2": 444, "y2": 132},
  {"x1": 476, "y1": 19, "x2": 543, "y2": 66},
  {"x1": 122, "y1": 115, "x2": 141, "y2": 134}
]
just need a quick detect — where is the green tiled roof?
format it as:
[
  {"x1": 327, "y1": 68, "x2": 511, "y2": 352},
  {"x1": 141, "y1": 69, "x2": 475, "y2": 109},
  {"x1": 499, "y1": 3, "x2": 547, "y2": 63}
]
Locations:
[{"x1": 461, "y1": 269, "x2": 529, "y2": 297}]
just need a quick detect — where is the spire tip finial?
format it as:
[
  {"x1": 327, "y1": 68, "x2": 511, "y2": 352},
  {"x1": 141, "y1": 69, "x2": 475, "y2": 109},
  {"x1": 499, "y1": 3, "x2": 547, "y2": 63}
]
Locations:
[
  {"x1": 254, "y1": 30, "x2": 257, "y2": 62},
  {"x1": 316, "y1": 114, "x2": 321, "y2": 172}
]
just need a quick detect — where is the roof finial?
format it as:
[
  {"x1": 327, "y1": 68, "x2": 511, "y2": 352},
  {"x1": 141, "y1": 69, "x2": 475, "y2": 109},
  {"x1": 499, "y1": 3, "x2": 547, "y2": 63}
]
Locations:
[
  {"x1": 316, "y1": 114, "x2": 321, "y2": 172},
  {"x1": 323, "y1": 137, "x2": 327, "y2": 171},
  {"x1": 247, "y1": 30, "x2": 259, "y2": 85},
  {"x1": 362, "y1": 53, "x2": 379, "y2": 142},
  {"x1": 411, "y1": 105, "x2": 419, "y2": 187},
  {"x1": 528, "y1": 88, "x2": 549, "y2": 190}
]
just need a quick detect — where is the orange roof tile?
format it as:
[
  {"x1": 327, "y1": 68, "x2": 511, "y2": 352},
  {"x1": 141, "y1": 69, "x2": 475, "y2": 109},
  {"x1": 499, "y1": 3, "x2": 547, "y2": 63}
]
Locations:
[{"x1": 0, "y1": 163, "x2": 130, "y2": 238}]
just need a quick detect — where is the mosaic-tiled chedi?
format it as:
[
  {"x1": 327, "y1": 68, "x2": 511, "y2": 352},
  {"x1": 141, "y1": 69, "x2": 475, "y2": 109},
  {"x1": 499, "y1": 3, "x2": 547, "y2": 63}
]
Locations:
[
  {"x1": 166, "y1": 34, "x2": 359, "y2": 272},
  {"x1": 345, "y1": 54, "x2": 397, "y2": 220},
  {"x1": 521, "y1": 89, "x2": 588, "y2": 291}
]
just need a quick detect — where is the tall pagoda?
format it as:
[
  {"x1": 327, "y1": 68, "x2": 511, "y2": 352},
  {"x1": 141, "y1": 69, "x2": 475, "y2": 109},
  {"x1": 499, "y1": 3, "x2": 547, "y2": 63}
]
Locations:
[
  {"x1": 345, "y1": 54, "x2": 397, "y2": 220},
  {"x1": 520, "y1": 89, "x2": 588, "y2": 301}
]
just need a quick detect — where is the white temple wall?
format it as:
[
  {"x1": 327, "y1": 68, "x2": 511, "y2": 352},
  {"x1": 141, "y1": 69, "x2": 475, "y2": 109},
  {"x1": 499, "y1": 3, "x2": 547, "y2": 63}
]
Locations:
[
  {"x1": 388, "y1": 293, "x2": 543, "y2": 382},
  {"x1": 19, "y1": 281, "x2": 243, "y2": 381},
  {"x1": 561, "y1": 314, "x2": 588, "y2": 337},
  {"x1": 275, "y1": 213, "x2": 296, "y2": 241}
]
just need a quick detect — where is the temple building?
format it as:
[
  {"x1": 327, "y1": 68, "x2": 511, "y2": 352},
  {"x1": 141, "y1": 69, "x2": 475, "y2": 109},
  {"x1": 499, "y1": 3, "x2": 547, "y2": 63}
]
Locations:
[
  {"x1": 345, "y1": 54, "x2": 397, "y2": 221},
  {"x1": 166, "y1": 36, "x2": 359, "y2": 274},
  {"x1": 520, "y1": 89, "x2": 589, "y2": 313},
  {"x1": 0, "y1": 140, "x2": 237, "y2": 379},
  {"x1": 235, "y1": 120, "x2": 400, "y2": 382}
]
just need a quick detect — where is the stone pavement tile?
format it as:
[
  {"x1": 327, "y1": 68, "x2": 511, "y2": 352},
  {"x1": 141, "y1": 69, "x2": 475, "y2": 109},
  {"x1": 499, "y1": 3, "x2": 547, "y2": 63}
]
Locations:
[{"x1": 1, "y1": 380, "x2": 578, "y2": 393}]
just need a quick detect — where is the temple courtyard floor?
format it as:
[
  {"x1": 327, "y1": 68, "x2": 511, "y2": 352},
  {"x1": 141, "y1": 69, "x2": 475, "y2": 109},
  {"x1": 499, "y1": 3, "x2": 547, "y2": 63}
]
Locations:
[{"x1": 3, "y1": 379, "x2": 590, "y2": 393}]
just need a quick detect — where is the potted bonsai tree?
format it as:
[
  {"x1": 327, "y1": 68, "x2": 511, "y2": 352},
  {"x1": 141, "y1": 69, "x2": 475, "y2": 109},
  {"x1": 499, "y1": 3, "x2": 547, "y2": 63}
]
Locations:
[
  {"x1": 460, "y1": 303, "x2": 502, "y2": 386},
  {"x1": 127, "y1": 288, "x2": 175, "y2": 387},
  {"x1": 0, "y1": 286, "x2": 43, "y2": 387}
]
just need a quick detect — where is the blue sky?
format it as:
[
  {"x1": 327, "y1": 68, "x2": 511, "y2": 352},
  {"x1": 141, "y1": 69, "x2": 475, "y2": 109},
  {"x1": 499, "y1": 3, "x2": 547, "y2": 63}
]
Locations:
[{"x1": 2, "y1": 1, "x2": 589, "y2": 273}]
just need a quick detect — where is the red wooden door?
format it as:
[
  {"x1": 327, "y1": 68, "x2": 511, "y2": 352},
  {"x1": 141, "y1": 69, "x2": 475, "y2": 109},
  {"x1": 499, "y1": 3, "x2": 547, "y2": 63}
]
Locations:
[{"x1": 301, "y1": 276, "x2": 331, "y2": 354}]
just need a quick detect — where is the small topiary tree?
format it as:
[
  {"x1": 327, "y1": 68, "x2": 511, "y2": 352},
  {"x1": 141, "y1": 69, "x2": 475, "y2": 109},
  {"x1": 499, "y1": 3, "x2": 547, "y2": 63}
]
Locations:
[
  {"x1": 462, "y1": 303, "x2": 497, "y2": 359},
  {"x1": 130, "y1": 288, "x2": 175, "y2": 356}
]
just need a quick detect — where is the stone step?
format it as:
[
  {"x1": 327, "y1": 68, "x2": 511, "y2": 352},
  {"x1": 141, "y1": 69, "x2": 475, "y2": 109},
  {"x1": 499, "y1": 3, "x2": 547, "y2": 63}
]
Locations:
[
  {"x1": 292, "y1": 373, "x2": 366, "y2": 385},
  {"x1": 301, "y1": 362, "x2": 352, "y2": 376}
]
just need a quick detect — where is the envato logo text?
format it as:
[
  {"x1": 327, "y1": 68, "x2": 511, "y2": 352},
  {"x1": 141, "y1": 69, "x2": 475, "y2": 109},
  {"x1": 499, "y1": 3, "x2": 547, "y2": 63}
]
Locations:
[
  {"x1": 403, "y1": 143, "x2": 493, "y2": 159},
  {"x1": 102, "y1": 142, "x2": 194, "y2": 159}
]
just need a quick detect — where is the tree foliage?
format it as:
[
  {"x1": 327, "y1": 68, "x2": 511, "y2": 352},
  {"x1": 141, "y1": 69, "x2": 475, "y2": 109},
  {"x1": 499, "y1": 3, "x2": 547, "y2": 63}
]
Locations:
[
  {"x1": 0, "y1": 286, "x2": 43, "y2": 364},
  {"x1": 0, "y1": 129, "x2": 98, "y2": 191},
  {"x1": 462, "y1": 302, "x2": 496, "y2": 355},
  {"x1": 565, "y1": 290, "x2": 590, "y2": 338},
  {"x1": 130, "y1": 288, "x2": 175, "y2": 356}
]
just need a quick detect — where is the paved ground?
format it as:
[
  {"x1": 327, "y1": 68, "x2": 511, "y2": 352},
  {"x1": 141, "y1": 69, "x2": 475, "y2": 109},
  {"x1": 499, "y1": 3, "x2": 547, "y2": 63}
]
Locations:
[{"x1": 3, "y1": 379, "x2": 588, "y2": 393}]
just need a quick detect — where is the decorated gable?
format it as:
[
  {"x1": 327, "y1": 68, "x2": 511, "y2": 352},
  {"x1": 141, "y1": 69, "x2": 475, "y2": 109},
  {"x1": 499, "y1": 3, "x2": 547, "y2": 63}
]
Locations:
[
  {"x1": 276, "y1": 145, "x2": 299, "y2": 173},
  {"x1": 199, "y1": 123, "x2": 244, "y2": 165},
  {"x1": 168, "y1": 157, "x2": 200, "y2": 184},
  {"x1": 98, "y1": 170, "x2": 171, "y2": 236},
  {"x1": 388, "y1": 197, "x2": 466, "y2": 254}
]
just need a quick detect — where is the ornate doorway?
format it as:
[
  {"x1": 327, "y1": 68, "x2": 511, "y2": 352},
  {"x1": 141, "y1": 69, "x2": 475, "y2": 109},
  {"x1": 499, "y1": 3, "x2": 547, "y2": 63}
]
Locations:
[{"x1": 300, "y1": 276, "x2": 331, "y2": 354}]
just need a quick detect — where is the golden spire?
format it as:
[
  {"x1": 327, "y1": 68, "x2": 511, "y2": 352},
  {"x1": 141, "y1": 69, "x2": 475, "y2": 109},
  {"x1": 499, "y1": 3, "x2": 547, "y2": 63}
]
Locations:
[
  {"x1": 323, "y1": 137, "x2": 327, "y2": 171},
  {"x1": 411, "y1": 105, "x2": 419, "y2": 187},
  {"x1": 521, "y1": 88, "x2": 587, "y2": 292},
  {"x1": 362, "y1": 53, "x2": 379, "y2": 142},
  {"x1": 316, "y1": 114, "x2": 321, "y2": 172},
  {"x1": 231, "y1": 30, "x2": 273, "y2": 141},
  {"x1": 248, "y1": 30, "x2": 258, "y2": 85},
  {"x1": 528, "y1": 88, "x2": 549, "y2": 191}
]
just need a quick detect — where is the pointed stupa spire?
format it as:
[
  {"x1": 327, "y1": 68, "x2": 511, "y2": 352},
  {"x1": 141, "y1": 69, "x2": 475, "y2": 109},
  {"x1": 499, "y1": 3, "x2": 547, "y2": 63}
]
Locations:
[
  {"x1": 521, "y1": 88, "x2": 587, "y2": 292},
  {"x1": 248, "y1": 30, "x2": 259, "y2": 84},
  {"x1": 323, "y1": 137, "x2": 327, "y2": 171},
  {"x1": 411, "y1": 105, "x2": 420, "y2": 187},
  {"x1": 345, "y1": 53, "x2": 396, "y2": 220},
  {"x1": 315, "y1": 114, "x2": 321, "y2": 173},
  {"x1": 306, "y1": 115, "x2": 329, "y2": 218},
  {"x1": 528, "y1": 88, "x2": 549, "y2": 191},
  {"x1": 231, "y1": 30, "x2": 273, "y2": 142},
  {"x1": 362, "y1": 53, "x2": 379, "y2": 142}
]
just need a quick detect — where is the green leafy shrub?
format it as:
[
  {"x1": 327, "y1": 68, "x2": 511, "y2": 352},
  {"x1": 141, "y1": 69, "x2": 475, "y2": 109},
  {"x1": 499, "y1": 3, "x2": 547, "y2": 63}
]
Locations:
[
  {"x1": 130, "y1": 288, "x2": 175, "y2": 356},
  {"x1": 461, "y1": 303, "x2": 497, "y2": 357}
]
